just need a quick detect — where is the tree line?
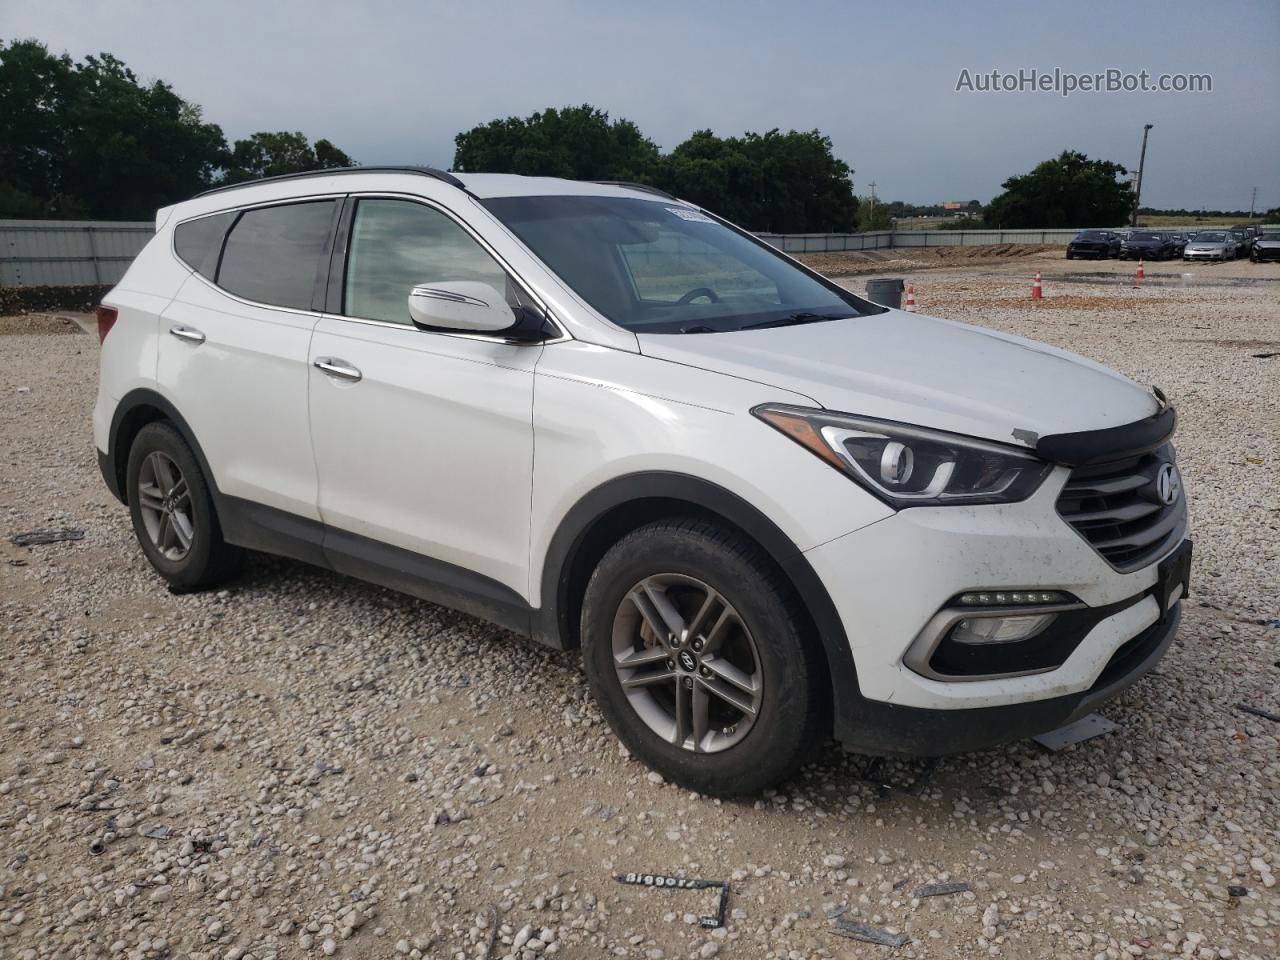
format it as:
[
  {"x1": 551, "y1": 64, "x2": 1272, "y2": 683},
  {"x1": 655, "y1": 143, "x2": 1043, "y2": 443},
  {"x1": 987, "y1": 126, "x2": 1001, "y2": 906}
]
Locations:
[
  {"x1": 452, "y1": 106, "x2": 859, "y2": 233},
  {"x1": 0, "y1": 40, "x2": 352, "y2": 220},
  {"x1": 12, "y1": 38, "x2": 1253, "y2": 232}
]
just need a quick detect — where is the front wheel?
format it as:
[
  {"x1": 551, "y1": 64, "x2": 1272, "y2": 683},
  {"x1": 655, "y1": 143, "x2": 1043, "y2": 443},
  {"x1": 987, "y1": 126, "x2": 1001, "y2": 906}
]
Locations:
[{"x1": 580, "y1": 519, "x2": 826, "y2": 796}]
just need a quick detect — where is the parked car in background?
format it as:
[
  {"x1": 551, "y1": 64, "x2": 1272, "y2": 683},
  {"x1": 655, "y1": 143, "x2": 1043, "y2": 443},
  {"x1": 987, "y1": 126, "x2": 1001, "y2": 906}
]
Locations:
[
  {"x1": 1167, "y1": 232, "x2": 1190, "y2": 257},
  {"x1": 1251, "y1": 227, "x2": 1280, "y2": 262},
  {"x1": 1183, "y1": 231, "x2": 1234, "y2": 262},
  {"x1": 1064, "y1": 229, "x2": 1120, "y2": 259},
  {"x1": 1228, "y1": 229, "x2": 1251, "y2": 258},
  {"x1": 90, "y1": 167, "x2": 1192, "y2": 795},
  {"x1": 1119, "y1": 231, "x2": 1177, "y2": 260}
]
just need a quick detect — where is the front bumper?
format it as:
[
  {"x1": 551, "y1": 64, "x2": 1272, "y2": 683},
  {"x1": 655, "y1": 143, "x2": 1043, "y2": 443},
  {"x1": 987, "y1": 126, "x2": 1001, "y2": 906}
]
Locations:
[
  {"x1": 1252, "y1": 247, "x2": 1280, "y2": 261},
  {"x1": 835, "y1": 604, "x2": 1180, "y2": 755},
  {"x1": 805, "y1": 465, "x2": 1188, "y2": 748},
  {"x1": 1184, "y1": 249, "x2": 1227, "y2": 261}
]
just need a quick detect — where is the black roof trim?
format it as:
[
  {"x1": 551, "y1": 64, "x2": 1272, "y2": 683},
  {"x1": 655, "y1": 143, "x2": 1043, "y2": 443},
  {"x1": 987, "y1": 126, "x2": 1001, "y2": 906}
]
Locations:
[
  {"x1": 592, "y1": 181, "x2": 677, "y2": 201},
  {"x1": 193, "y1": 166, "x2": 466, "y2": 200}
]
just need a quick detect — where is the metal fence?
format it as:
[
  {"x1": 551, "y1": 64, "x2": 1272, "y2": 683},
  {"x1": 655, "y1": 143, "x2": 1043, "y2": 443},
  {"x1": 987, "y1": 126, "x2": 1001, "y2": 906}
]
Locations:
[
  {"x1": 0, "y1": 219, "x2": 154, "y2": 287},
  {"x1": 0, "y1": 219, "x2": 1097, "y2": 288},
  {"x1": 758, "y1": 228, "x2": 1083, "y2": 253},
  {"x1": 755, "y1": 230, "x2": 894, "y2": 253}
]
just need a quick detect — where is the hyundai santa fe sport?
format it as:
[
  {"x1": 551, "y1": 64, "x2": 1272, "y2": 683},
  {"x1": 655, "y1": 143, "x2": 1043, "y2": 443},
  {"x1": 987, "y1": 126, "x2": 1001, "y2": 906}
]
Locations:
[{"x1": 93, "y1": 167, "x2": 1191, "y2": 796}]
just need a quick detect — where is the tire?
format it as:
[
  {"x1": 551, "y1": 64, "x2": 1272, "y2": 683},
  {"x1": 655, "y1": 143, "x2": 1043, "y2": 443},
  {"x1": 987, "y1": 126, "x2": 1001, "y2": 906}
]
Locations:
[
  {"x1": 126, "y1": 421, "x2": 241, "y2": 591},
  {"x1": 580, "y1": 518, "x2": 826, "y2": 796}
]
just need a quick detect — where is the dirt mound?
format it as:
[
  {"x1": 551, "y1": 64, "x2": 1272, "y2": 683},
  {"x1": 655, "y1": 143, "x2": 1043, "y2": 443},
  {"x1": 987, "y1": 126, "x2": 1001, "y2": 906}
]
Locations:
[
  {"x1": 932, "y1": 294, "x2": 1193, "y2": 313},
  {"x1": 798, "y1": 244, "x2": 1059, "y2": 277}
]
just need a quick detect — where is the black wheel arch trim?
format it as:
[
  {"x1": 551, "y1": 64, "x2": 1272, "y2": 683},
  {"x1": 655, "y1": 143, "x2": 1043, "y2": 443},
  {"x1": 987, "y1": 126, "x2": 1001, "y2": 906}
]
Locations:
[
  {"x1": 535, "y1": 471, "x2": 863, "y2": 741},
  {"x1": 105, "y1": 389, "x2": 222, "y2": 508}
]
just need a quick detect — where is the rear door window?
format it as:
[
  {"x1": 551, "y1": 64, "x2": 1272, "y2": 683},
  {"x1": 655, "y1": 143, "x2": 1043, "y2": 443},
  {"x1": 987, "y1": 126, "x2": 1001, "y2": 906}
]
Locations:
[
  {"x1": 217, "y1": 201, "x2": 336, "y2": 310},
  {"x1": 174, "y1": 212, "x2": 235, "y2": 279}
]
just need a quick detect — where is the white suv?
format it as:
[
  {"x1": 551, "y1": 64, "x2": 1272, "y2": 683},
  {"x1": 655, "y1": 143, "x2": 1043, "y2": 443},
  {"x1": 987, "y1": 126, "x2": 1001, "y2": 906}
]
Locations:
[{"x1": 94, "y1": 168, "x2": 1191, "y2": 795}]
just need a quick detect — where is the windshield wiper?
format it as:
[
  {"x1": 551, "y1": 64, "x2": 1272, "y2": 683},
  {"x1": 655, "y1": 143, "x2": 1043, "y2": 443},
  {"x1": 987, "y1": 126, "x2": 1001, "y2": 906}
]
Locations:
[
  {"x1": 741, "y1": 312, "x2": 845, "y2": 331},
  {"x1": 679, "y1": 324, "x2": 717, "y2": 334}
]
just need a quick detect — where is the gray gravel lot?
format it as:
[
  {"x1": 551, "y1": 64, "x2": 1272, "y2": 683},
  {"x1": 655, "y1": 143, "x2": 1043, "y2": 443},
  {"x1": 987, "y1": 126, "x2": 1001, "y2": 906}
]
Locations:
[{"x1": 1, "y1": 256, "x2": 1278, "y2": 960}]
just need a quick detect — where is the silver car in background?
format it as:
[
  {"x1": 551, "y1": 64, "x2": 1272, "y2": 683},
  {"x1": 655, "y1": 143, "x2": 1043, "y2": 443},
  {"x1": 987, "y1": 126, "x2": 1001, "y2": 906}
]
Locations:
[
  {"x1": 1183, "y1": 231, "x2": 1234, "y2": 262},
  {"x1": 1251, "y1": 228, "x2": 1280, "y2": 263}
]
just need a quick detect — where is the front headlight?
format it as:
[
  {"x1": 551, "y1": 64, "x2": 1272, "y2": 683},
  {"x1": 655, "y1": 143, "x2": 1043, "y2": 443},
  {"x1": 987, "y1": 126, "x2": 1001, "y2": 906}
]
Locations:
[{"x1": 753, "y1": 405, "x2": 1052, "y2": 508}]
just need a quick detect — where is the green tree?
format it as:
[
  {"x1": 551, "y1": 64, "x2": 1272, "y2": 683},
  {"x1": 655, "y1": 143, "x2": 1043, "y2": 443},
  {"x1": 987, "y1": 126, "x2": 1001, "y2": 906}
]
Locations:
[
  {"x1": 0, "y1": 40, "x2": 77, "y2": 216},
  {"x1": 983, "y1": 150, "x2": 1133, "y2": 228},
  {"x1": 453, "y1": 105, "x2": 659, "y2": 182},
  {"x1": 62, "y1": 53, "x2": 231, "y2": 219},
  {"x1": 221, "y1": 131, "x2": 354, "y2": 184},
  {"x1": 454, "y1": 107, "x2": 856, "y2": 232},
  {"x1": 856, "y1": 196, "x2": 893, "y2": 231},
  {"x1": 0, "y1": 40, "x2": 230, "y2": 219},
  {"x1": 0, "y1": 39, "x2": 357, "y2": 218},
  {"x1": 656, "y1": 128, "x2": 857, "y2": 232}
]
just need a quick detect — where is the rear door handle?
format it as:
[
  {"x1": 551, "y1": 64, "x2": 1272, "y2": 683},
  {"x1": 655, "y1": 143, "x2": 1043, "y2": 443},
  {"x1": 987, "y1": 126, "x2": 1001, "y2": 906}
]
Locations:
[
  {"x1": 313, "y1": 357, "x2": 362, "y2": 382},
  {"x1": 168, "y1": 324, "x2": 205, "y2": 344}
]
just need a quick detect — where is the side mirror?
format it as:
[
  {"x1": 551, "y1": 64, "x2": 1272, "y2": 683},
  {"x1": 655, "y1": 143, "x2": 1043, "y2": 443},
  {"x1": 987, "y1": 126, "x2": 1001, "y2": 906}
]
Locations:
[{"x1": 408, "y1": 281, "x2": 515, "y2": 333}]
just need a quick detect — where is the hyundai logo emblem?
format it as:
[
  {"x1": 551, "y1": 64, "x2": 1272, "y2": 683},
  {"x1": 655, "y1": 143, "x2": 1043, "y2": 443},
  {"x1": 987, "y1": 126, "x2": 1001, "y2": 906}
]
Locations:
[
  {"x1": 1155, "y1": 462, "x2": 1180, "y2": 506},
  {"x1": 677, "y1": 650, "x2": 697, "y2": 672}
]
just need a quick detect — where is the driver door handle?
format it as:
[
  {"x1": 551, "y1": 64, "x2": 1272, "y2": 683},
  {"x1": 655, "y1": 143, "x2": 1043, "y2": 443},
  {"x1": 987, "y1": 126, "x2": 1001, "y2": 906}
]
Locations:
[{"x1": 313, "y1": 357, "x2": 362, "y2": 383}]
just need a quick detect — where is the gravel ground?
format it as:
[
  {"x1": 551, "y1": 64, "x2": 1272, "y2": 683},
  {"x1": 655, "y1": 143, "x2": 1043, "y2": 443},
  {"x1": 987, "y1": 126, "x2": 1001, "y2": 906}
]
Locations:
[{"x1": 1, "y1": 258, "x2": 1278, "y2": 960}]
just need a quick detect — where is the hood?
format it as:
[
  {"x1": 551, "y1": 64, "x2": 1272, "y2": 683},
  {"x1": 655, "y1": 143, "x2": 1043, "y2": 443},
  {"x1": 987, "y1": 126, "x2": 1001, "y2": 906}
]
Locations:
[
  {"x1": 1255, "y1": 237, "x2": 1280, "y2": 247},
  {"x1": 1187, "y1": 242, "x2": 1226, "y2": 250},
  {"x1": 638, "y1": 310, "x2": 1160, "y2": 449}
]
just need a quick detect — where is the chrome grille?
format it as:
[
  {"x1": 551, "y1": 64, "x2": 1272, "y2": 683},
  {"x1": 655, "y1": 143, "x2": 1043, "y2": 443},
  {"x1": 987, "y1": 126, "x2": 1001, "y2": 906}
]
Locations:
[{"x1": 1057, "y1": 445, "x2": 1186, "y2": 572}]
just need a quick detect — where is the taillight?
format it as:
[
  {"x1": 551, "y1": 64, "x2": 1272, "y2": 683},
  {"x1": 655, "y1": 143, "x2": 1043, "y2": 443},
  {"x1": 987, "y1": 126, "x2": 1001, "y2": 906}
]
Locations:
[{"x1": 96, "y1": 305, "x2": 118, "y2": 344}]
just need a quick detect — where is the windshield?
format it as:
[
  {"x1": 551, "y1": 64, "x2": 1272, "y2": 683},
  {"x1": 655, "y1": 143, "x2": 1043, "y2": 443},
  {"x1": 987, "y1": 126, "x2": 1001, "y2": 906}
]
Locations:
[
  {"x1": 1130, "y1": 232, "x2": 1161, "y2": 241},
  {"x1": 481, "y1": 195, "x2": 871, "y2": 333},
  {"x1": 1259, "y1": 231, "x2": 1280, "y2": 240},
  {"x1": 1196, "y1": 232, "x2": 1227, "y2": 242},
  {"x1": 1076, "y1": 230, "x2": 1108, "y2": 239}
]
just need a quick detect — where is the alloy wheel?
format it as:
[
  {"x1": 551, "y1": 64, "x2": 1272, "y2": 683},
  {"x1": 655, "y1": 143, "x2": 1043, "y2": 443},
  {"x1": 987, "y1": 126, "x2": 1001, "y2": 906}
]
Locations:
[
  {"x1": 611, "y1": 573, "x2": 763, "y2": 753},
  {"x1": 136, "y1": 451, "x2": 195, "y2": 561}
]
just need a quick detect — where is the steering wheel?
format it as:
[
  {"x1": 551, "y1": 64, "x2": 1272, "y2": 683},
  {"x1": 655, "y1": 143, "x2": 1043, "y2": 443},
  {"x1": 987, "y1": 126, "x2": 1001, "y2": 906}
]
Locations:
[{"x1": 676, "y1": 287, "x2": 720, "y2": 305}]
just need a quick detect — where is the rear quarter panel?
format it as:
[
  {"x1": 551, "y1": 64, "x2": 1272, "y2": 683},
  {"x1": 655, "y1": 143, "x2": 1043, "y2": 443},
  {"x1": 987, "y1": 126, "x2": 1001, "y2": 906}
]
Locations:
[{"x1": 94, "y1": 227, "x2": 191, "y2": 453}]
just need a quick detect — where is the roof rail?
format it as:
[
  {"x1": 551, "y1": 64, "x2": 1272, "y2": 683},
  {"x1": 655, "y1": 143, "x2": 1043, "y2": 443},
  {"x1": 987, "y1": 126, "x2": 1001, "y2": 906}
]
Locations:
[
  {"x1": 592, "y1": 180, "x2": 677, "y2": 201},
  {"x1": 193, "y1": 165, "x2": 465, "y2": 200}
]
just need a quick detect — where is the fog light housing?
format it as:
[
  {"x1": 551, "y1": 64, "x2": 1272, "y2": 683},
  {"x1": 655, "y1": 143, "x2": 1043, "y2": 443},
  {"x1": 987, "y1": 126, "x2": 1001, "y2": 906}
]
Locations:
[{"x1": 949, "y1": 614, "x2": 1057, "y2": 646}]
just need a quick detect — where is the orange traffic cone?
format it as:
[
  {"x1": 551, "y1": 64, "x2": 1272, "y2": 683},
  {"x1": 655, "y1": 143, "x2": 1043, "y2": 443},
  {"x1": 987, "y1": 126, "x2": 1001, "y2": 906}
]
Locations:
[
  {"x1": 1134, "y1": 259, "x2": 1145, "y2": 288},
  {"x1": 1031, "y1": 272, "x2": 1043, "y2": 300},
  {"x1": 904, "y1": 286, "x2": 917, "y2": 312}
]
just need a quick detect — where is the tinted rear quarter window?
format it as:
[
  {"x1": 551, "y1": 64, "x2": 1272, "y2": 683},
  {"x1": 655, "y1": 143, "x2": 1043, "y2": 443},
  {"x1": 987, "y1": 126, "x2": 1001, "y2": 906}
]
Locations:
[
  {"x1": 174, "y1": 212, "x2": 235, "y2": 279},
  {"x1": 218, "y1": 201, "x2": 336, "y2": 310}
]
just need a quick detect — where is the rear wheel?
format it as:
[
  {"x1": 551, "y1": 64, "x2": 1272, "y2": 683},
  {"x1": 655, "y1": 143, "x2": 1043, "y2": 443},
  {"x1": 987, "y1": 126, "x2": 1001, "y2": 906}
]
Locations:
[
  {"x1": 580, "y1": 519, "x2": 826, "y2": 796},
  {"x1": 126, "y1": 421, "x2": 241, "y2": 591}
]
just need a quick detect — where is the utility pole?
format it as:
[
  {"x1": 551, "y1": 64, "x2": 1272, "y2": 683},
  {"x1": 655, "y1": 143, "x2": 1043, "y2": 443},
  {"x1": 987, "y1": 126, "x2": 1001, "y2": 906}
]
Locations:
[
  {"x1": 1130, "y1": 124, "x2": 1153, "y2": 227},
  {"x1": 1250, "y1": 186, "x2": 1257, "y2": 219},
  {"x1": 869, "y1": 181, "x2": 877, "y2": 222}
]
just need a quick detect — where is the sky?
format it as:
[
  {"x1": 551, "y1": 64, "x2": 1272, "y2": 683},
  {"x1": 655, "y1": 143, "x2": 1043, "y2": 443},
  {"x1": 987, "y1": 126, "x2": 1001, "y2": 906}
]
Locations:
[{"x1": 7, "y1": 0, "x2": 1279, "y2": 211}]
